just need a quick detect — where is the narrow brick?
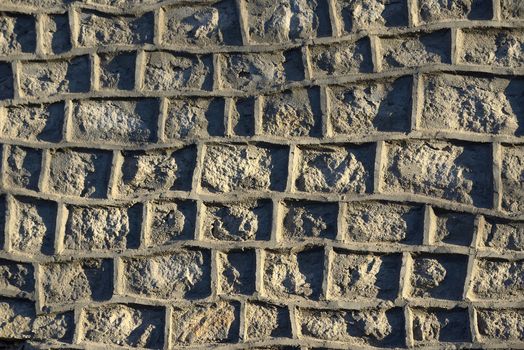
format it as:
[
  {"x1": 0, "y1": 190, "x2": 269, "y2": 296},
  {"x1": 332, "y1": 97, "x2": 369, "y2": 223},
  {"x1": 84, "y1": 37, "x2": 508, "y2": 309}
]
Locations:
[
  {"x1": 1, "y1": 102, "x2": 64, "y2": 142},
  {"x1": 149, "y1": 200, "x2": 196, "y2": 246},
  {"x1": 501, "y1": 145, "x2": 524, "y2": 213},
  {"x1": 245, "y1": 301, "x2": 292, "y2": 340},
  {"x1": 0, "y1": 62, "x2": 14, "y2": 100},
  {"x1": 411, "y1": 308, "x2": 471, "y2": 344},
  {"x1": 165, "y1": 97, "x2": 225, "y2": 139},
  {"x1": 0, "y1": 13, "x2": 36, "y2": 55},
  {"x1": 230, "y1": 97, "x2": 255, "y2": 136},
  {"x1": 281, "y1": 200, "x2": 337, "y2": 241},
  {"x1": 335, "y1": 0, "x2": 408, "y2": 33},
  {"x1": 0, "y1": 259, "x2": 34, "y2": 299},
  {"x1": 417, "y1": 0, "x2": 492, "y2": 23},
  {"x1": 470, "y1": 258, "x2": 524, "y2": 300},
  {"x1": 217, "y1": 249, "x2": 256, "y2": 295},
  {"x1": 4, "y1": 145, "x2": 42, "y2": 191},
  {"x1": 309, "y1": 39, "x2": 372, "y2": 79},
  {"x1": 459, "y1": 29, "x2": 524, "y2": 67},
  {"x1": 480, "y1": 216, "x2": 524, "y2": 251},
  {"x1": 476, "y1": 308, "x2": 524, "y2": 342}
]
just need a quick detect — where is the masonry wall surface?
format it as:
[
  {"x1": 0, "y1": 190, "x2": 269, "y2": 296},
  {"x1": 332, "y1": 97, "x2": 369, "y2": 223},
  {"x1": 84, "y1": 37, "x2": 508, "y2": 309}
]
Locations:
[{"x1": 0, "y1": 0, "x2": 523, "y2": 349}]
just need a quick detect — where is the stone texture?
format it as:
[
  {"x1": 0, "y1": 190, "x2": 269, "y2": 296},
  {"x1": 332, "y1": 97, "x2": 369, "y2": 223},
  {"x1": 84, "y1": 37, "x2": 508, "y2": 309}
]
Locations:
[
  {"x1": 309, "y1": 39, "x2": 372, "y2": 78},
  {"x1": 470, "y1": 258, "x2": 524, "y2": 300},
  {"x1": 148, "y1": 200, "x2": 196, "y2": 245},
  {"x1": 98, "y1": 52, "x2": 136, "y2": 90},
  {"x1": 246, "y1": 302, "x2": 291, "y2": 339},
  {"x1": 0, "y1": 260, "x2": 34, "y2": 299},
  {"x1": 281, "y1": 200, "x2": 337, "y2": 240},
  {"x1": 0, "y1": 63, "x2": 13, "y2": 100},
  {"x1": 501, "y1": 145, "x2": 524, "y2": 214},
  {"x1": 501, "y1": 0, "x2": 524, "y2": 19},
  {"x1": 4, "y1": 145, "x2": 42, "y2": 191},
  {"x1": 335, "y1": 0, "x2": 408, "y2": 33},
  {"x1": 165, "y1": 97, "x2": 225, "y2": 139},
  {"x1": 476, "y1": 308, "x2": 524, "y2": 341},
  {"x1": 480, "y1": 217, "x2": 524, "y2": 251},
  {"x1": 411, "y1": 308, "x2": 471, "y2": 343},
  {"x1": 417, "y1": 0, "x2": 492, "y2": 23},
  {"x1": 41, "y1": 14, "x2": 71, "y2": 55},
  {"x1": 217, "y1": 250, "x2": 256, "y2": 295},
  {"x1": 0, "y1": 14, "x2": 35, "y2": 55},
  {"x1": 432, "y1": 209, "x2": 475, "y2": 246},
  {"x1": 459, "y1": 29, "x2": 524, "y2": 67}
]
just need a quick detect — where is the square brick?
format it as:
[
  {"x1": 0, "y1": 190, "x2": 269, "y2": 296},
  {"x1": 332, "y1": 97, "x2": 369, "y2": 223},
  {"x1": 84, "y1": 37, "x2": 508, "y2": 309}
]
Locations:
[{"x1": 217, "y1": 249, "x2": 256, "y2": 295}]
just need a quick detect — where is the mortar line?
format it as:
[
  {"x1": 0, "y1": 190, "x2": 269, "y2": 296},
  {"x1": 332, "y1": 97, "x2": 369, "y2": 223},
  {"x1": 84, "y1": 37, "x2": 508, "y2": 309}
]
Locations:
[
  {"x1": 422, "y1": 205, "x2": 435, "y2": 246},
  {"x1": 492, "y1": 142, "x2": 503, "y2": 212}
]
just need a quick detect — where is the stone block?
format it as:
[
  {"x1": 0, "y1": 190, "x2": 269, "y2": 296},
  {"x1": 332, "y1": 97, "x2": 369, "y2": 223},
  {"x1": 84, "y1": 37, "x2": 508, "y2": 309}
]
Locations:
[
  {"x1": 0, "y1": 62, "x2": 14, "y2": 100},
  {"x1": 476, "y1": 308, "x2": 524, "y2": 342},
  {"x1": 432, "y1": 209, "x2": 475, "y2": 246},
  {"x1": 281, "y1": 200, "x2": 337, "y2": 241},
  {"x1": 1, "y1": 102, "x2": 64, "y2": 142},
  {"x1": 480, "y1": 216, "x2": 524, "y2": 251},
  {"x1": 470, "y1": 258, "x2": 524, "y2": 300},
  {"x1": 309, "y1": 39, "x2": 372, "y2": 78},
  {"x1": 0, "y1": 259, "x2": 34, "y2": 299},
  {"x1": 417, "y1": 0, "x2": 492, "y2": 23},
  {"x1": 411, "y1": 308, "x2": 471, "y2": 344},
  {"x1": 217, "y1": 249, "x2": 256, "y2": 295},
  {"x1": 335, "y1": 0, "x2": 408, "y2": 33},
  {"x1": 0, "y1": 13, "x2": 36, "y2": 55},
  {"x1": 4, "y1": 145, "x2": 42, "y2": 191},
  {"x1": 98, "y1": 52, "x2": 136, "y2": 90},
  {"x1": 165, "y1": 97, "x2": 225, "y2": 139},
  {"x1": 502, "y1": 145, "x2": 524, "y2": 213},
  {"x1": 230, "y1": 97, "x2": 255, "y2": 136},
  {"x1": 245, "y1": 301, "x2": 291, "y2": 339},
  {"x1": 148, "y1": 200, "x2": 196, "y2": 245},
  {"x1": 41, "y1": 14, "x2": 71, "y2": 54}
]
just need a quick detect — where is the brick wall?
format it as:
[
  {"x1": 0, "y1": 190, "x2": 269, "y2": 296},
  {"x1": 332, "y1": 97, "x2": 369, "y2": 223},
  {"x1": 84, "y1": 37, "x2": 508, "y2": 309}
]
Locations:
[{"x1": 0, "y1": 0, "x2": 523, "y2": 349}]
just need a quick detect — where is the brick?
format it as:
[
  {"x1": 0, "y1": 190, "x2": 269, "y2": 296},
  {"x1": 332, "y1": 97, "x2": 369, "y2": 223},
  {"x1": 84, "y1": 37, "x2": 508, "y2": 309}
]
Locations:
[
  {"x1": 329, "y1": 250, "x2": 401, "y2": 300},
  {"x1": 0, "y1": 62, "x2": 14, "y2": 100},
  {"x1": 420, "y1": 74, "x2": 524, "y2": 136},
  {"x1": 294, "y1": 144, "x2": 374, "y2": 194},
  {"x1": 19, "y1": 56, "x2": 90, "y2": 98},
  {"x1": 202, "y1": 200, "x2": 271, "y2": 241},
  {"x1": 122, "y1": 249, "x2": 211, "y2": 300},
  {"x1": 329, "y1": 76, "x2": 412, "y2": 135},
  {"x1": 0, "y1": 14, "x2": 36, "y2": 55},
  {"x1": 432, "y1": 209, "x2": 475, "y2": 246},
  {"x1": 480, "y1": 217, "x2": 524, "y2": 251},
  {"x1": 417, "y1": 0, "x2": 492, "y2": 23},
  {"x1": 163, "y1": 0, "x2": 242, "y2": 46},
  {"x1": 263, "y1": 248, "x2": 323, "y2": 300},
  {"x1": 165, "y1": 97, "x2": 225, "y2": 139},
  {"x1": 409, "y1": 253, "x2": 468, "y2": 300},
  {"x1": 245, "y1": 301, "x2": 291, "y2": 340},
  {"x1": 149, "y1": 200, "x2": 196, "y2": 245},
  {"x1": 40, "y1": 259, "x2": 113, "y2": 306},
  {"x1": 476, "y1": 308, "x2": 524, "y2": 342},
  {"x1": 380, "y1": 30, "x2": 451, "y2": 69},
  {"x1": 261, "y1": 87, "x2": 322, "y2": 137},
  {"x1": 459, "y1": 29, "x2": 524, "y2": 67},
  {"x1": 0, "y1": 259, "x2": 34, "y2": 298},
  {"x1": 231, "y1": 97, "x2": 255, "y2": 136},
  {"x1": 383, "y1": 140, "x2": 493, "y2": 207},
  {"x1": 81, "y1": 304, "x2": 164, "y2": 349},
  {"x1": 143, "y1": 51, "x2": 213, "y2": 91},
  {"x1": 411, "y1": 308, "x2": 471, "y2": 343},
  {"x1": 0, "y1": 196, "x2": 5, "y2": 250},
  {"x1": 41, "y1": 14, "x2": 71, "y2": 55},
  {"x1": 0, "y1": 102, "x2": 64, "y2": 142},
  {"x1": 4, "y1": 145, "x2": 42, "y2": 191},
  {"x1": 501, "y1": 0, "x2": 524, "y2": 19},
  {"x1": 117, "y1": 146, "x2": 196, "y2": 196},
  {"x1": 98, "y1": 52, "x2": 136, "y2": 90},
  {"x1": 48, "y1": 148, "x2": 112, "y2": 198},
  {"x1": 246, "y1": 0, "x2": 331, "y2": 43},
  {"x1": 63, "y1": 204, "x2": 142, "y2": 251},
  {"x1": 220, "y1": 49, "x2": 304, "y2": 91},
  {"x1": 77, "y1": 10, "x2": 154, "y2": 47},
  {"x1": 72, "y1": 98, "x2": 159, "y2": 144},
  {"x1": 201, "y1": 143, "x2": 288, "y2": 193},
  {"x1": 335, "y1": 0, "x2": 408, "y2": 33},
  {"x1": 470, "y1": 258, "x2": 524, "y2": 300},
  {"x1": 502, "y1": 145, "x2": 524, "y2": 213},
  {"x1": 217, "y1": 249, "x2": 256, "y2": 295},
  {"x1": 309, "y1": 39, "x2": 372, "y2": 79},
  {"x1": 11, "y1": 197, "x2": 57, "y2": 255},
  {"x1": 1, "y1": 0, "x2": 66, "y2": 8},
  {"x1": 281, "y1": 200, "x2": 337, "y2": 241}
]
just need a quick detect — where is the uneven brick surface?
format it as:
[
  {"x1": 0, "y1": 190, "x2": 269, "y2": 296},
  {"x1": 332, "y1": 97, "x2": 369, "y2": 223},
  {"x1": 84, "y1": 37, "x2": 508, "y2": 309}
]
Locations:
[{"x1": 0, "y1": 0, "x2": 523, "y2": 349}]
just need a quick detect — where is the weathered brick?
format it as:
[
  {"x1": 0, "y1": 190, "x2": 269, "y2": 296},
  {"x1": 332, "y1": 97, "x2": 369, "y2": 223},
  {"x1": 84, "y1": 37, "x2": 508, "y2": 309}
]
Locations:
[
  {"x1": 0, "y1": 102, "x2": 64, "y2": 142},
  {"x1": 380, "y1": 30, "x2": 451, "y2": 69},
  {"x1": 261, "y1": 87, "x2": 322, "y2": 137},
  {"x1": 201, "y1": 143, "x2": 288, "y2": 193},
  {"x1": 231, "y1": 97, "x2": 255, "y2": 136},
  {"x1": 123, "y1": 249, "x2": 211, "y2": 299},
  {"x1": 41, "y1": 14, "x2": 71, "y2": 55},
  {"x1": 309, "y1": 39, "x2": 372, "y2": 79},
  {"x1": 48, "y1": 148, "x2": 112, "y2": 198},
  {"x1": 459, "y1": 29, "x2": 524, "y2": 67},
  {"x1": 11, "y1": 197, "x2": 57, "y2": 255},
  {"x1": 171, "y1": 301, "x2": 240, "y2": 345},
  {"x1": 165, "y1": 97, "x2": 225, "y2": 139},
  {"x1": 420, "y1": 74, "x2": 524, "y2": 136},
  {"x1": 281, "y1": 200, "x2": 337, "y2": 241},
  {"x1": 220, "y1": 49, "x2": 303, "y2": 91},
  {"x1": 470, "y1": 258, "x2": 524, "y2": 300},
  {"x1": 217, "y1": 249, "x2": 256, "y2": 295},
  {"x1": 81, "y1": 304, "x2": 164, "y2": 349},
  {"x1": 40, "y1": 259, "x2": 113, "y2": 306},
  {"x1": 329, "y1": 76, "x2": 412, "y2": 135},
  {"x1": 329, "y1": 250, "x2": 401, "y2": 300},
  {"x1": 4, "y1": 145, "x2": 42, "y2": 191},
  {"x1": 383, "y1": 140, "x2": 493, "y2": 207},
  {"x1": 77, "y1": 10, "x2": 154, "y2": 47},
  {"x1": 19, "y1": 56, "x2": 90, "y2": 98},
  {"x1": 0, "y1": 259, "x2": 34, "y2": 298},
  {"x1": 411, "y1": 308, "x2": 471, "y2": 343},
  {"x1": 63, "y1": 204, "x2": 142, "y2": 251},
  {"x1": 476, "y1": 308, "x2": 524, "y2": 342},
  {"x1": 149, "y1": 200, "x2": 196, "y2": 245},
  {"x1": 163, "y1": 0, "x2": 242, "y2": 46},
  {"x1": 202, "y1": 200, "x2": 271, "y2": 241},
  {"x1": 246, "y1": 301, "x2": 291, "y2": 340},
  {"x1": 0, "y1": 196, "x2": 4, "y2": 250},
  {"x1": 501, "y1": 0, "x2": 524, "y2": 19},
  {"x1": 417, "y1": 0, "x2": 492, "y2": 23},
  {"x1": 143, "y1": 51, "x2": 213, "y2": 91},
  {"x1": 480, "y1": 217, "x2": 524, "y2": 251},
  {"x1": 84, "y1": 0, "x2": 165, "y2": 6},
  {"x1": 117, "y1": 146, "x2": 196, "y2": 196},
  {"x1": 294, "y1": 144, "x2": 374, "y2": 194},
  {"x1": 502, "y1": 145, "x2": 524, "y2": 213},
  {"x1": 432, "y1": 209, "x2": 475, "y2": 246},
  {"x1": 98, "y1": 52, "x2": 136, "y2": 90},
  {"x1": 0, "y1": 62, "x2": 14, "y2": 100},
  {"x1": 409, "y1": 253, "x2": 468, "y2": 300},
  {"x1": 0, "y1": 13, "x2": 36, "y2": 55},
  {"x1": 263, "y1": 248, "x2": 323, "y2": 300},
  {"x1": 72, "y1": 99, "x2": 159, "y2": 144},
  {"x1": 335, "y1": 0, "x2": 408, "y2": 33}
]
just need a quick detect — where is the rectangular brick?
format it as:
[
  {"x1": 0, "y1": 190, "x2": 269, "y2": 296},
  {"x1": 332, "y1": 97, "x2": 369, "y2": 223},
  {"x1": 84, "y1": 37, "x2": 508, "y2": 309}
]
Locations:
[
  {"x1": 0, "y1": 13, "x2": 36, "y2": 55},
  {"x1": 230, "y1": 97, "x2": 255, "y2": 136},
  {"x1": 201, "y1": 143, "x2": 288, "y2": 193},
  {"x1": 77, "y1": 10, "x2": 154, "y2": 47},
  {"x1": 63, "y1": 204, "x2": 142, "y2": 251},
  {"x1": 294, "y1": 144, "x2": 374, "y2": 194},
  {"x1": 122, "y1": 249, "x2": 211, "y2": 300},
  {"x1": 417, "y1": 0, "x2": 492, "y2": 23},
  {"x1": 328, "y1": 76, "x2": 412, "y2": 136},
  {"x1": 19, "y1": 56, "x2": 90, "y2": 98},
  {"x1": 0, "y1": 62, "x2": 14, "y2": 100},
  {"x1": 148, "y1": 200, "x2": 196, "y2": 246},
  {"x1": 309, "y1": 39, "x2": 372, "y2": 79},
  {"x1": 245, "y1": 301, "x2": 291, "y2": 340},
  {"x1": 165, "y1": 97, "x2": 225, "y2": 139},
  {"x1": 469, "y1": 258, "x2": 524, "y2": 300},
  {"x1": 501, "y1": 0, "x2": 524, "y2": 19},
  {"x1": 421, "y1": 74, "x2": 524, "y2": 136},
  {"x1": 459, "y1": 29, "x2": 524, "y2": 67},
  {"x1": 41, "y1": 14, "x2": 71, "y2": 55},
  {"x1": 281, "y1": 200, "x2": 337, "y2": 241},
  {"x1": 0, "y1": 102, "x2": 64, "y2": 142},
  {"x1": 217, "y1": 249, "x2": 256, "y2": 295},
  {"x1": 480, "y1": 216, "x2": 524, "y2": 251},
  {"x1": 4, "y1": 145, "x2": 42, "y2": 191},
  {"x1": 501, "y1": 145, "x2": 524, "y2": 213},
  {"x1": 382, "y1": 140, "x2": 493, "y2": 207},
  {"x1": 432, "y1": 209, "x2": 475, "y2": 246},
  {"x1": 411, "y1": 308, "x2": 471, "y2": 344},
  {"x1": 0, "y1": 259, "x2": 34, "y2": 299},
  {"x1": 47, "y1": 148, "x2": 112, "y2": 198},
  {"x1": 98, "y1": 51, "x2": 136, "y2": 90},
  {"x1": 476, "y1": 308, "x2": 524, "y2": 342},
  {"x1": 143, "y1": 51, "x2": 213, "y2": 91},
  {"x1": 163, "y1": 0, "x2": 242, "y2": 46},
  {"x1": 380, "y1": 30, "x2": 451, "y2": 69},
  {"x1": 72, "y1": 98, "x2": 159, "y2": 144},
  {"x1": 80, "y1": 304, "x2": 164, "y2": 349},
  {"x1": 336, "y1": 0, "x2": 408, "y2": 33}
]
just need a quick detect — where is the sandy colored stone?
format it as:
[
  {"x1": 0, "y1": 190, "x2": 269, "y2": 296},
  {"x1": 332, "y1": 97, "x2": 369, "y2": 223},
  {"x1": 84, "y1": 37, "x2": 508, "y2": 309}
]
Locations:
[
  {"x1": 1, "y1": 102, "x2": 64, "y2": 142},
  {"x1": 433, "y1": 210, "x2": 475, "y2": 246},
  {"x1": 0, "y1": 14, "x2": 35, "y2": 55},
  {"x1": 165, "y1": 97, "x2": 225, "y2": 139},
  {"x1": 5, "y1": 145, "x2": 42, "y2": 191},
  {"x1": 0, "y1": 260, "x2": 34, "y2": 298},
  {"x1": 98, "y1": 52, "x2": 136, "y2": 90},
  {"x1": 217, "y1": 250, "x2": 256, "y2": 295},
  {"x1": 335, "y1": 0, "x2": 408, "y2": 32},
  {"x1": 501, "y1": 0, "x2": 524, "y2": 18},
  {"x1": 40, "y1": 14, "x2": 70, "y2": 55},
  {"x1": 246, "y1": 302, "x2": 291, "y2": 339},
  {"x1": 417, "y1": 0, "x2": 491, "y2": 23},
  {"x1": 476, "y1": 309, "x2": 524, "y2": 341},
  {"x1": 470, "y1": 259, "x2": 524, "y2": 300},
  {"x1": 282, "y1": 200, "x2": 337, "y2": 240},
  {"x1": 309, "y1": 39, "x2": 372, "y2": 78},
  {"x1": 480, "y1": 217, "x2": 524, "y2": 251},
  {"x1": 460, "y1": 29, "x2": 524, "y2": 67},
  {"x1": 501, "y1": 145, "x2": 524, "y2": 214},
  {"x1": 149, "y1": 200, "x2": 196, "y2": 245},
  {"x1": 412, "y1": 308, "x2": 470, "y2": 343}
]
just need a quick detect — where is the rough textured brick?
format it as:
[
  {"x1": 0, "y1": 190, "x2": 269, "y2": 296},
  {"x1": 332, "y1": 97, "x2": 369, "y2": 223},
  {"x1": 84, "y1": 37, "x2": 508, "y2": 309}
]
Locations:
[
  {"x1": 432, "y1": 209, "x2": 475, "y2": 246},
  {"x1": 41, "y1": 14, "x2": 71, "y2": 54},
  {"x1": 80, "y1": 304, "x2": 164, "y2": 349},
  {"x1": 476, "y1": 308, "x2": 524, "y2": 342},
  {"x1": 98, "y1": 52, "x2": 136, "y2": 90},
  {"x1": 0, "y1": 62, "x2": 14, "y2": 100},
  {"x1": 231, "y1": 97, "x2": 255, "y2": 136},
  {"x1": 411, "y1": 308, "x2": 471, "y2": 343},
  {"x1": 328, "y1": 76, "x2": 412, "y2": 135},
  {"x1": 420, "y1": 74, "x2": 524, "y2": 136},
  {"x1": 122, "y1": 250, "x2": 211, "y2": 299},
  {"x1": 480, "y1": 217, "x2": 524, "y2": 251},
  {"x1": 417, "y1": 0, "x2": 492, "y2": 23},
  {"x1": 4, "y1": 145, "x2": 42, "y2": 191},
  {"x1": 165, "y1": 97, "x2": 225, "y2": 139},
  {"x1": 281, "y1": 200, "x2": 337, "y2": 241},
  {"x1": 0, "y1": 14, "x2": 36, "y2": 55},
  {"x1": 149, "y1": 200, "x2": 196, "y2": 245},
  {"x1": 459, "y1": 29, "x2": 524, "y2": 67},
  {"x1": 245, "y1": 302, "x2": 291, "y2": 339},
  {"x1": 217, "y1": 249, "x2": 256, "y2": 295},
  {"x1": 309, "y1": 39, "x2": 372, "y2": 78},
  {"x1": 0, "y1": 259, "x2": 34, "y2": 299},
  {"x1": 201, "y1": 143, "x2": 288, "y2": 193},
  {"x1": 335, "y1": 0, "x2": 408, "y2": 33},
  {"x1": 501, "y1": 0, "x2": 524, "y2": 19},
  {"x1": 470, "y1": 258, "x2": 524, "y2": 300},
  {"x1": 501, "y1": 145, "x2": 524, "y2": 213},
  {"x1": 383, "y1": 140, "x2": 493, "y2": 207},
  {"x1": 294, "y1": 144, "x2": 374, "y2": 194}
]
